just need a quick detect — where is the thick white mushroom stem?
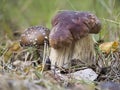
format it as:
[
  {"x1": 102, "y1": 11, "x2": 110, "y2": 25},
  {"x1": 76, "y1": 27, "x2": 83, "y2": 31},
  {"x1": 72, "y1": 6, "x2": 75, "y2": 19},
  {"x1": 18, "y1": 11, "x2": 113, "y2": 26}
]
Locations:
[{"x1": 50, "y1": 34, "x2": 95, "y2": 69}]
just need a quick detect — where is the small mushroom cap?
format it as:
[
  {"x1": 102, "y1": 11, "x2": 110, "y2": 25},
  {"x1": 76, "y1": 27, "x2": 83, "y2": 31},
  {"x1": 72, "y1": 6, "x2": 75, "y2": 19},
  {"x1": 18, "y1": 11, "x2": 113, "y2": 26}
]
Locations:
[
  {"x1": 49, "y1": 10, "x2": 101, "y2": 49},
  {"x1": 20, "y1": 26, "x2": 50, "y2": 47}
]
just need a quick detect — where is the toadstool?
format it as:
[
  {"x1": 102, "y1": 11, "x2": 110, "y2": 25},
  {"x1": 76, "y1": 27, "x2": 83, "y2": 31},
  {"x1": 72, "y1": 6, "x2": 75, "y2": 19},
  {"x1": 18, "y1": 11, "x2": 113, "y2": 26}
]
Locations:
[
  {"x1": 20, "y1": 26, "x2": 50, "y2": 47},
  {"x1": 20, "y1": 26, "x2": 50, "y2": 71},
  {"x1": 49, "y1": 10, "x2": 101, "y2": 69}
]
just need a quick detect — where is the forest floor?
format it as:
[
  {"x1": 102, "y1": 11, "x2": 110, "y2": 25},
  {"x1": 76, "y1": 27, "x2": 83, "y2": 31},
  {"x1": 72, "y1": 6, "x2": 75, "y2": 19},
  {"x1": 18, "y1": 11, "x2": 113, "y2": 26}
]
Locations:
[{"x1": 0, "y1": 37, "x2": 120, "y2": 90}]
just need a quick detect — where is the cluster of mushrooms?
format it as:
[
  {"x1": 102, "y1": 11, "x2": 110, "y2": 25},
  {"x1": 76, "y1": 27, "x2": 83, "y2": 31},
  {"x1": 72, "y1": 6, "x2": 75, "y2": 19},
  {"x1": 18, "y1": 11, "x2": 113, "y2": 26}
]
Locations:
[{"x1": 20, "y1": 10, "x2": 101, "y2": 71}]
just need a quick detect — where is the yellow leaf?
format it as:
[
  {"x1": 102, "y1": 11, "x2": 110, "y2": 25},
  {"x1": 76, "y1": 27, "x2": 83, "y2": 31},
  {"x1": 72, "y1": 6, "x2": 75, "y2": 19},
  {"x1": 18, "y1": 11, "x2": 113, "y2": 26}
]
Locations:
[
  {"x1": 35, "y1": 65, "x2": 43, "y2": 71},
  {"x1": 23, "y1": 66, "x2": 31, "y2": 73},
  {"x1": 3, "y1": 41, "x2": 22, "y2": 63},
  {"x1": 99, "y1": 41, "x2": 119, "y2": 53},
  {"x1": 9, "y1": 42, "x2": 21, "y2": 52},
  {"x1": 3, "y1": 49, "x2": 13, "y2": 63}
]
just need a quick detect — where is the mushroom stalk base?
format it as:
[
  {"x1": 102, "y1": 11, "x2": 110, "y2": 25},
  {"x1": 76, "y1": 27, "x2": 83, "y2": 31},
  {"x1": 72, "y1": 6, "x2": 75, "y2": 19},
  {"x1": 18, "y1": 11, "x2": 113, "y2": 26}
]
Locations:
[{"x1": 50, "y1": 35, "x2": 95, "y2": 69}]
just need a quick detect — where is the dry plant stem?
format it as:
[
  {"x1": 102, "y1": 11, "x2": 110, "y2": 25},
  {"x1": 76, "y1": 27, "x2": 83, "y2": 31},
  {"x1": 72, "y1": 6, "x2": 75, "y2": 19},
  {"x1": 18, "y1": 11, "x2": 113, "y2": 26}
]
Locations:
[
  {"x1": 50, "y1": 35, "x2": 95, "y2": 69},
  {"x1": 41, "y1": 37, "x2": 49, "y2": 73},
  {"x1": 41, "y1": 41, "x2": 47, "y2": 73}
]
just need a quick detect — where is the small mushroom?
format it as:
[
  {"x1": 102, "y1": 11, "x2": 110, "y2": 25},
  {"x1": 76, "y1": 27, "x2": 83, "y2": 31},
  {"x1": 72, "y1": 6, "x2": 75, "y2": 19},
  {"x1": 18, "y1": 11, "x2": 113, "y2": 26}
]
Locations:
[
  {"x1": 20, "y1": 26, "x2": 50, "y2": 47},
  {"x1": 49, "y1": 10, "x2": 101, "y2": 69},
  {"x1": 20, "y1": 26, "x2": 50, "y2": 71}
]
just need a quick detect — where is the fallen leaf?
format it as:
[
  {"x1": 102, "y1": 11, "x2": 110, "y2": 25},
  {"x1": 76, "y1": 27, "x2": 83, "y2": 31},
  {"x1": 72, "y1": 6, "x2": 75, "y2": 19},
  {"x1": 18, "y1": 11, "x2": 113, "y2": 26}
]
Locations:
[
  {"x1": 9, "y1": 42, "x2": 22, "y2": 52},
  {"x1": 99, "y1": 41, "x2": 119, "y2": 53},
  {"x1": 35, "y1": 65, "x2": 43, "y2": 71},
  {"x1": 3, "y1": 49, "x2": 13, "y2": 63},
  {"x1": 3, "y1": 41, "x2": 22, "y2": 63}
]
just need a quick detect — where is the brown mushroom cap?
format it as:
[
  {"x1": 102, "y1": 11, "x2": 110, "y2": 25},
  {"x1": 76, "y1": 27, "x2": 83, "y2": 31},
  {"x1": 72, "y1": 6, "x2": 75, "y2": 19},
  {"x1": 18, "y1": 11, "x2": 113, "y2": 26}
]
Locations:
[
  {"x1": 49, "y1": 10, "x2": 101, "y2": 49},
  {"x1": 20, "y1": 26, "x2": 50, "y2": 47}
]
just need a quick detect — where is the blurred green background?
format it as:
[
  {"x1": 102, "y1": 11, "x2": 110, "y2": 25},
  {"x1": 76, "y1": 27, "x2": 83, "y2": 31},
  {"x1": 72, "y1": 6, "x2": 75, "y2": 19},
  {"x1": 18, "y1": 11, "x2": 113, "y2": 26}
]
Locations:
[{"x1": 0, "y1": 0, "x2": 120, "y2": 41}]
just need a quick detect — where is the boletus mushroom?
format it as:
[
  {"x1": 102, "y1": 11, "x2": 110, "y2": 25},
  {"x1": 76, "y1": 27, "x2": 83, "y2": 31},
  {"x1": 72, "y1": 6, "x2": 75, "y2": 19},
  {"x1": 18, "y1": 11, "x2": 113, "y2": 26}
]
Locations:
[
  {"x1": 49, "y1": 11, "x2": 101, "y2": 69},
  {"x1": 20, "y1": 26, "x2": 50, "y2": 71}
]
